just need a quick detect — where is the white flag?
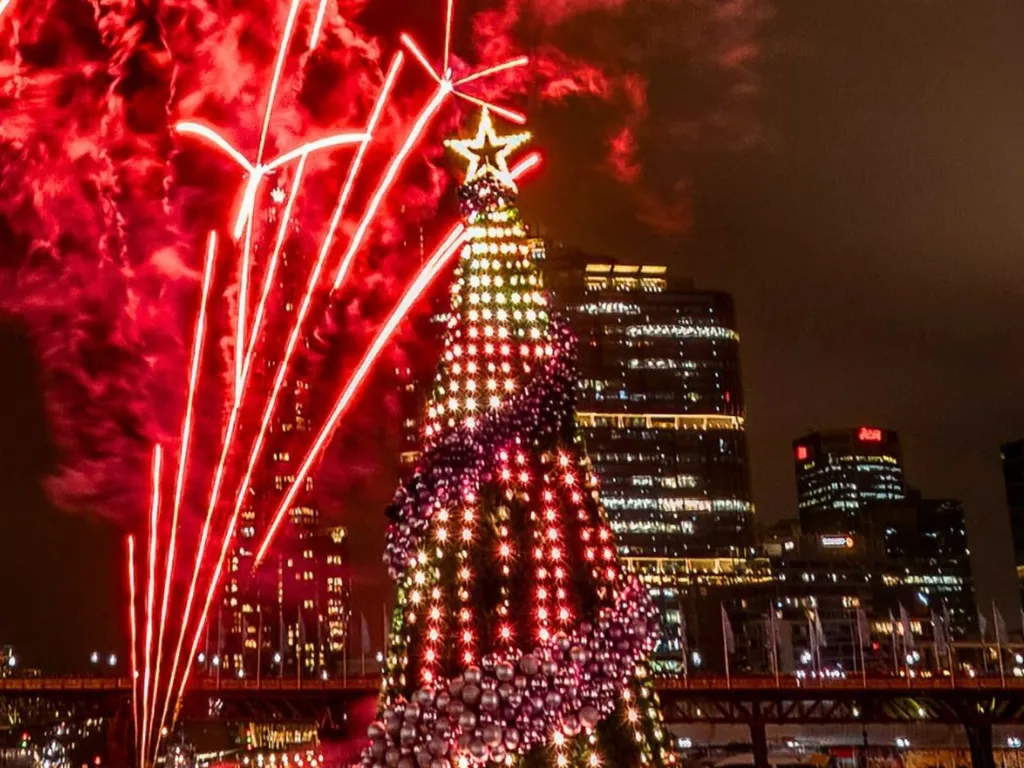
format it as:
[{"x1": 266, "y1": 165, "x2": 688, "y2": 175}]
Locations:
[
  {"x1": 994, "y1": 604, "x2": 1009, "y2": 645},
  {"x1": 721, "y1": 604, "x2": 735, "y2": 655},
  {"x1": 899, "y1": 604, "x2": 914, "y2": 650},
  {"x1": 855, "y1": 608, "x2": 870, "y2": 649},
  {"x1": 814, "y1": 609, "x2": 827, "y2": 649},
  {"x1": 360, "y1": 612, "x2": 372, "y2": 655},
  {"x1": 931, "y1": 610, "x2": 948, "y2": 658},
  {"x1": 679, "y1": 611, "x2": 689, "y2": 657}
]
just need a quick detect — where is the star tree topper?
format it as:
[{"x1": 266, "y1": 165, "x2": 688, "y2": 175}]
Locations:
[{"x1": 445, "y1": 108, "x2": 531, "y2": 190}]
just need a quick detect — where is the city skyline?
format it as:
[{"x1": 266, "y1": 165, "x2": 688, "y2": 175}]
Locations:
[{"x1": 3, "y1": 2, "x2": 1024, "y2": 673}]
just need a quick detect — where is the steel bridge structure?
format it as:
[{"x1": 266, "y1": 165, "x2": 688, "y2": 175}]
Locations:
[{"x1": 4, "y1": 676, "x2": 1024, "y2": 767}]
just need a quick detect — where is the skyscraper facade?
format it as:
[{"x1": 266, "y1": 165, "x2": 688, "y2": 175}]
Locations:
[
  {"x1": 542, "y1": 249, "x2": 759, "y2": 672},
  {"x1": 218, "y1": 212, "x2": 350, "y2": 679},
  {"x1": 793, "y1": 427, "x2": 905, "y2": 535},
  {"x1": 1000, "y1": 438, "x2": 1024, "y2": 608},
  {"x1": 543, "y1": 253, "x2": 755, "y2": 559}
]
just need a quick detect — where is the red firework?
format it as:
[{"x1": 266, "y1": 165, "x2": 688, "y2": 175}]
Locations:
[{"x1": 65, "y1": 1, "x2": 545, "y2": 763}]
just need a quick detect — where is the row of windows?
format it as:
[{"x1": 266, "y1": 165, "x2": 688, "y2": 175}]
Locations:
[
  {"x1": 611, "y1": 519, "x2": 695, "y2": 536},
  {"x1": 601, "y1": 493, "x2": 752, "y2": 514}
]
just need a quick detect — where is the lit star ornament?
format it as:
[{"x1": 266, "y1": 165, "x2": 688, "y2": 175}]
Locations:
[{"x1": 445, "y1": 108, "x2": 531, "y2": 190}]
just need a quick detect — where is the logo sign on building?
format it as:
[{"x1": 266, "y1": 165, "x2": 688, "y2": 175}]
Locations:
[
  {"x1": 820, "y1": 535, "x2": 855, "y2": 549},
  {"x1": 857, "y1": 427, "x2": 883, "y2": 442}
]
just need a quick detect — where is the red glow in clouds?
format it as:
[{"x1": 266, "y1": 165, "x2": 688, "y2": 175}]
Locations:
[{"x1": 0, "y1": 0, "x2": 765, "y2": 760}]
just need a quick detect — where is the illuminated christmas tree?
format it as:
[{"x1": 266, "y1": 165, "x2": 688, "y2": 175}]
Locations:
[{"x1": 362, "y1": 110, "x2": 676, "y2": 768}]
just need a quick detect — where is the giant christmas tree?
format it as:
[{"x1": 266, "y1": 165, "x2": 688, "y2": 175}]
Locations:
[{"x1": 362, "y1": 110, "x2": 676, "y2": 768}]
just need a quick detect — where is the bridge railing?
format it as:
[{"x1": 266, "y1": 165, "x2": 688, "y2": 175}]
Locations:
[
  {"x1": 4, "y1": 674, "x2": 1024, "y2": 694},
  {"x1": 654, "y1": 675, "x2": 1024, "y2": 691}
]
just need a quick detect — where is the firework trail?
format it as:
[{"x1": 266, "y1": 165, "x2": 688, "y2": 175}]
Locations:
[
  {"x1": 127, "y1": 534, "x2": 138, "y2": 764},
  {"x1": 141, "y1": 444, "x2": 162, "y2": 766},
  {"x1": 149, "y1": 232, "x2": 217, "y2": 765}
]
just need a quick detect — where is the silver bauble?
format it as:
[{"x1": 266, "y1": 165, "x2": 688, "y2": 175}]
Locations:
[
  {"x1": 544, "y1": 692, "x2": 562, "y2": 710},
  {"x1": 579, "y1": 705, "x2": 600, "y2": 730},
  {"x1": 428, "y1": 736, "x2": 448, "y2": 757},
  {"x1": 495, "y1": 662, "x2": 514, "y2": 682},
  {"x1": 464, "y1": 666, "x2": 483, "y2": 686},
  {"x1": 462, "y1": 683, "x2": 481, "y2": 705},
  {"x1": 481, "y1": 723, "x2": 503, "y2": 747},
  {"x1": 504, "y1": 728, "x2": 521, "y2": 749},
  {"x1": 519, "y1": 655, "x2": 540, "y2": 676},
  {"x1": 368, "y1": 722, "x2": 385, "y2": 740},
  {"x1": 400, "y1": 724, "x2": 419, "y2": 746},
  {"x1": 405, "y1": 702, "x2": 422, "y2": 722},
  {"x1": 489, "y1": 745, "x2": 507, "y2": 764},
  {"x1": 562, "y1": 714, "x2": 580, "y2": 736},
  {"x1": 468, "y1": 741, "x2": 489, "y2": 761},
  {"x1": 449, "y1": 677, "x2": 465, "y2": 698},
  {"x1": 385, "y1": 711, "x2": 402, "y2": 734},
  {"x1": 385, "y1": 748, "x2": 402, "y2": 768},
  {"x1": 416, "y1": 749, "x2": 433, "y2": 767},
  {"x1": 458, "y1": 710, "x2": 478, "y2": 731},
  {"x1": 480, "y1": 689, "x2": 500, "y2": 712},
  {"x1": 542, "y1": 660, "x2": 558, "y2": 677}
]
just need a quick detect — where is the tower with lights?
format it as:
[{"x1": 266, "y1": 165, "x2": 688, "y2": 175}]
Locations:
[{"x1": 362, "y1": 110, "x2": 675, "y2": 768}]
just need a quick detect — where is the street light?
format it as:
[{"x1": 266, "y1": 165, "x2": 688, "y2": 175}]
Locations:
[
  {"x1": 89, "y1": 652, "x2": 100, "y2": 665},
  {"x1": 107, "y1": 654, "x2": 117, "y2": 667}
]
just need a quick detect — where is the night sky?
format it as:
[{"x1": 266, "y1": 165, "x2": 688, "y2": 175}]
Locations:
[{"x1": 4, "y1": 1, "x2": 1024, "y2": 668}]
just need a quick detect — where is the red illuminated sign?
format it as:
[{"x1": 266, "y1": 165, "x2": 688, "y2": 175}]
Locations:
[
  {"x1": 796, "y1": 445, "x2": 808, "y2": 460},
  {"x1": 858, "y1": 427, "x2": 883, "y2": 442}
]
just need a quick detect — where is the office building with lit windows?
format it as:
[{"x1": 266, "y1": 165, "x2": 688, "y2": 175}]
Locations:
[
  {"x1": 543, "y1": 251, "x2": 754, "y2": 558},
  {"x1": 541, "y1": 247, "x2": 758, "y2": 672},
  {"x1": 215, "y1": 235, "x2": 350, "y2": 680},
  {"x1": 1001, "y1": 438, "x2": 1024, "y2": 609},
  {"x1": 793, "y1": 427, "x2": 905, "y2": 535}
]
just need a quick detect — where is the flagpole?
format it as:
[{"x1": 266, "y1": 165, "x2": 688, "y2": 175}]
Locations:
[
  {"x1": 948, "y1": 642, "x2": 956, "y2": 689},
  {"x1": 860, "y1": 634, "x2": 867, "y2": 687},
  {"x1": 678, "y1": 594, "x2": 689, "y2": 688},
  {"x1": 855, "y1": 608, "x2": 868, "y2": 687},
  {"x1": 994, "y1": 601, "x2": 1006, "y2": 687},
  {"x1": 721, "y1": 603, "x2": 731, "y2": 689},
  {"x1": 771, "y1": 611, "x2": 780, "y2": 688},
  {"x1": 889, "y1": 612, "x2": 899, "y2": 679}
]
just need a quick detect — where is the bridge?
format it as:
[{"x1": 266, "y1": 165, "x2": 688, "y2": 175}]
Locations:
[{"x1": 4, "y1": 676, "x2": 1024, "y2": 767}]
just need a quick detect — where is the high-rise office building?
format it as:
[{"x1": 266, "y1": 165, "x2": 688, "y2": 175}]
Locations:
[
  {"x1": 1001, "y1": 438, "x2": 1024, "y2": 608},
  {"x1": 217, "y1": 216, "x2": 350, "y2": 679},
  {"x1": 543, "y1": 251, "x2": 754, "y2": 558},
  {"x1": 542, "y1": 248, "x2": 759, "y2": 672},
  {"x1": 793, "y1": 427, "x2": 905, "y2": 535}
]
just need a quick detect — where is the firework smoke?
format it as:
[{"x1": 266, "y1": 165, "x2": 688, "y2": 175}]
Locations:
[{"x1": 0, "y1": 0, "x2": 767, "y2": 528}]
